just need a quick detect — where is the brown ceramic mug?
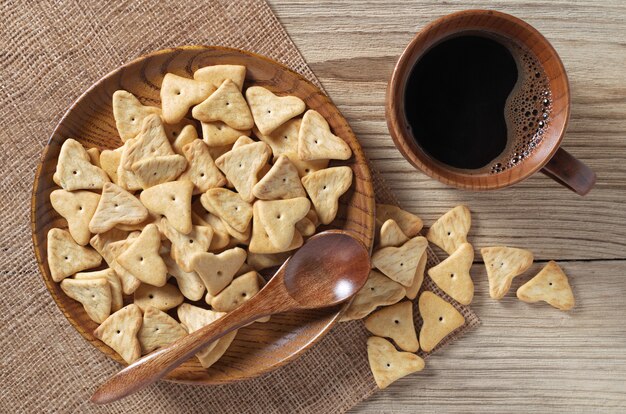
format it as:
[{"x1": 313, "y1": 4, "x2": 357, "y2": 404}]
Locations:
[{"x1": 386, "y1": 9, "x2": 596, "y2": 195}]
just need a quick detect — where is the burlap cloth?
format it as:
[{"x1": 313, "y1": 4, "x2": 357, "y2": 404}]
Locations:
[{"x1": 0, "y1": 1, "x2": 479, "y2": 412}]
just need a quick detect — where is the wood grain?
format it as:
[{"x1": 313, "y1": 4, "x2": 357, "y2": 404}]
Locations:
[
  {"x1": 30, "y1": 46, "x2": 376, "y2": 384},
  {"x1": 266, "y1": 1, "x2": 626, "y2": 412}
]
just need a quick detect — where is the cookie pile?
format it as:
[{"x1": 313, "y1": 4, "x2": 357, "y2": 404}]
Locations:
[
  {"x1": 47, "y1": 64, "x2": 355, "y2": 367},
  {"x1": 349, "y1": 204, "x2": 575, "y2": 389}
]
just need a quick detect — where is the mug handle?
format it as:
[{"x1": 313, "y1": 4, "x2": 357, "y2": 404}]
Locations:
[{"x1": 541, "y1": 148, "x2": 596, "y2": 195}]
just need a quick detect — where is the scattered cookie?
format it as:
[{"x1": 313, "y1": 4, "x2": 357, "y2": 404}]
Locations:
[
  {"x1": 297, "y1": 110, "x2": 351, "y2": 161},
  {"x1": 405, "y1": 252, "x2": 427, "y2": 300},
  {"x1": 426, "y1": 205, "x2": 471, "y2": 255},
  {"x1": 481, "y1": 246, "x2": 534, "y2": 299},
  {"x1": 200, "y1": 188, "x2": 252, "y2": 233},
  {"x1": 192, "y1": 79, "x2": 254, "y2": 130},
  {"x1": 253, "y1": 118, "x2": 300, "y2": 157},
  {"x1": 419, "y1": 291, "x2": 465, "y2": 352},
  {"x1": 249, "y1": 203, "x2": 304, "y2": 254},
  {"x1": 94, "y1": 304, "x2": 142, "y2": 364},
  {"x1": 160, "y1": 73, "x2": 215, "y2": 124},
  {"x1": 232, "y1": 135, "x2": 255, "y2": 149},
  {"x1": 179, "y1": 139, "x2": 226, "y2": 194},
  {"x1": 364, "y1": 301, "x2": 419, "y2": 352},
  {"x1": 170, "y1": 124, "x2": 199, "y2": 155},
  {"x1": 75, "y1": 268, "x2": 123, "y2": 313},
  {"x1": 215, "y1": 141, "x2": 271, "y2": 202},
  {"x1": 517, "y1": 261, "x2": 574, "y2": 310},
  {"x1": 134, "y1": 282, "x2": 184, "y2": 312},
  {"x1": 252, "y1": 154, "x2": 306, "y2": 200},
  {"x1": 177, "y1": 303, "x2": 226, "y2": 362},
  {"x1": 159, "y1": 218, "x2": 213, "y2": 272},
  {"x1": 427, "y1": 243, "x2": 474, "y2": 305},
  {"x1": 301, "y1": 166, "x2": 352, "y2": 225},
  {"x1": 56, "y1": 139, "x2": 109, "y2": 191},
  {"x1": 191, "y1": 247, "x2": 247, "y2": 295},
  {"x1": 295, "y1": 216, "x2": 316, "y2": 237},
  {"x1": 195, "y1": 329, "x2": 238, "y2": 369},
  {"x1": 376, "y1": 204, "x2": 423, "y2": 238},
  {"x1": 340, "y1": 270, "x2": 406, "y2": 321},
  {"x1": 140, "y1": 180, "x2": 193, "y2": 234},
  {"x1": 378, "y1": 219, "x2": 409, "y2": 248},
  {"x1": 138, "y1": 306, "x2": 188, "y2": 354},
  {"x1": 246, "y1": 86, "x2": 305, "y2": 135},
  {"x1": 256, "y1": 198, "x2": 310, "y2": 250},
  {"x1": 367, "y1": 336, "x2": 425, "y2": 389},
  {"x1": 132, "y1": 154, "x2": 187, "y2": 189},
  {"x1": 50, "y1": 189, "x2": 100, "y2": 245},
  {"x1": 210, "y1": 271, "x2": 260, "y2": 312},
  {"x1": 163, "y1": 254, "x2": 206, "y2": 301},
  {"x1": 90, "y1": 230, "x2": 141, "y2": 295},
  {"x1": 194, "y1": 64, "x2": 246, "y2": 90},
  {"x1": 112, "y1": 90, "x2": 161, "y2": 142},
  {"x1": 47, "y1": 228, "x2": 102, "y2": 282},
  {"x1": 121, "y1": 114, "x2": 175, "y2": 170},
  {"x1": 372, "y1": 236, "x2": 429, "y2": 287},
  {"x1": 116, "y1": 224, "x2": 167, "y2": 287},
  {"x1": 60, "y1": 277, "x2": 111, "y2": 323},
  {"x1": 89, "y1": 182, "x2": 148, "y2": 234},
  {"x1": 100, "y1": 149, "x2": 121, "y2": 183},
  {"x1": 201, "y1": 121, "x2": 250, "y2": 147}
]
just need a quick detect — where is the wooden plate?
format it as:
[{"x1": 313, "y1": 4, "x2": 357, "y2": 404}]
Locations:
[{"x1": 31, "y1": 46, "x2": 375, "y2": 384}]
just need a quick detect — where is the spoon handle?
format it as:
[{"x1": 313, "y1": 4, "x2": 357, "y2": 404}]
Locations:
[{"x1": 91, "y1": 293, "x2": 277, "y2": 405}]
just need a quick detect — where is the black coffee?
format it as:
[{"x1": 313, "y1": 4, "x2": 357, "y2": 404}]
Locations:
[{"x1": 404, "y1": 34, "x2": 551, "y2": 172}]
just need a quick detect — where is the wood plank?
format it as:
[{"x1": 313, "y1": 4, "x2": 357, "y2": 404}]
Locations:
[
  {"x1": 349, "y1": 260, "x2": 626, "y2": 413},
  {"x1": 268, "y1": 0, "x2": 626, "y2": 260}
]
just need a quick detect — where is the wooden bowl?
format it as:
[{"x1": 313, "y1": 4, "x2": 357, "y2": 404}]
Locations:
[{"x1": 31, "y1": 46, "x2": 375, "y2": 384}]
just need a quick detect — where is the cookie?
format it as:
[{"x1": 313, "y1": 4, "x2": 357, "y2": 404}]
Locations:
[
  {"x1": 481, "y1": 246, "x2": 534, "y2": 299},
  {"x1": 169, "y1": 124, "x2": 199, "y2": 155},
  {"x1": 94, "y1": 304, "x2": 142, "y2": 364},
  {"x1": 297, "y1": 110, "x2": 351, "y2": 161},
  {"x1": 246, "y1": 86, "x2": 305, "y2": 135},
  {"x1": 340, "y1": 270, "x2": 406, "y2": 322},
  {"x1": 112, "y1": 90, "x2": 161, "y2": 142},
  {"x1": 364, "y1": 301, "x2": 419, "y2": 352},
  {"x1": 281, "y1": 151, "x2": 329, "y2": 178},
  {"x1": 200, "y1": 188, "x2": 252, "y2": 233},
  {"x1": 116, "y1": 224, "x2": 167, "y2": 287},
  {"x1": 160, "y1": 73, "x2": 215, "y2": 124},
  {"x1": 47, "y1": 228, "x2": 102, "y2": 282},
  {"x1": 192, "y1": 79, "x2": 254, "y2": 130},
  {"x1": 131, "y1": 154, "x2": 187, "y2": 189},
  {"x1": 372, "y1": 236, "x2": 429, "y2": 287},
  {"x1": 194, "y1": 64, "x2": 246, "y2": 90},
  {"x1": 405, "y1": 251, "x2": 427, "y2": 300},
  {"x1": 138, "y1": 306, "x2": 188, "y2": 354},
  {"x1": 246, "y1": 252, "x2": 290, "y2": 271},
  {"x1": 133, "y1": 283, "x2": 184, "y2": 312},
  {"x1": 177, "y1": 303, "x2": 226, "y2": 363},
  {"x1": 201, "y1": 121, "x2": 250, "y2": 147},
  {"x1": 210, "y1": 271, "x2": 260, "y2": 312},
  {"x1": 89, "y1": 182, "x2": 149, "y2": 234},
  {"x1": 301, "y1": 166, "x2": 352, "y2": 225},
  {"x1": 517, "y1": 261, "x2": 574, "y2": 310},
  {"x1": 378, "y1": 219, "x2": 409, "y2": 248},
  {"x1": 249, "y1": 202, "x2": 303, "y2": 254},
  {"x1": 426, "y1": 205, "x2": 471, "y2": 255},
  {"x1": 60, "y1": 277, "x2": 111, "y2": 324},
  {"x1": 367, "y1": 336, "x2": 425, "y2": 389},
  {"x1": 253, "y1": 118, "x2": 300, "y2": 157},
  {"x1": 215, "y1": 141, "x2": 271, "y2": 202},
  {"x1": 427, "y1": 243, "x2": 474, "y2": 305},
  {"x1": 75, "y1": 268, "x2": 123, "y2": 313},
  {"x1": 140, "y1": 180, "x2": 194, "y2": 234},
  {"x1": 376, "y1": 204, "x2": 423, "y2": 238},
  {"x1": 256, "y1": 198, "x2": 310, "y2": 250},
  {"x1": 100, "y1": 149, "x2": 121, "y2": 183},
  {"x1": 191, "y1": 247, "x2": 247, "y2": 295},
  {"x1": 252, "y1": 154, "x2": 306, "y2": 200},
  {"x1": 178, "y1": 139, "x2": 226, "y2": 194},
  {"x1": 56, "y1": 139, "x2": 109, "y2": 191},
  {"x1": 158, "y1": 217, "x2": 213, "y2": 272},
  {"x1": 418, "y1": 291, "x2": 465, "y2": 352},
  {"x1": 50, "y1": 189, "x2": 100, "y2": 245},
  {"x1": 162, "y1": 254, "x2": 205, "y2": 301}
]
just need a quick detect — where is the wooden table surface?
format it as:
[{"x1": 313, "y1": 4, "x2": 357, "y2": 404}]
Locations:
[{"x1": 268, "y1": 1, "x2": 626, "y2": 412}]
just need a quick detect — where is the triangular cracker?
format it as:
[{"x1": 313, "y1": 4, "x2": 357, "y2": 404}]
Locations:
[
  {"x1": 138, "y1": 306, "x2": 188, "y2": 354},
  {"x1": 215, "y1": 141, "x2": 271, "y2": 202},
  {"x1": 192, "y1": 79, "x2": 254, "y2": 130},
  {"x1": 191, "y1": 207, "x2": 231, "y2": 251},
  {"x1": 246, "y1": 252, "x2": 290, "y2": 271},
  {"x1": 169, "y1": 123, "x2": 198, "y2": 155},
  {"x1": 112, "y1": 90, "x2": 161, "y2": 142},
  {"x1": 195, "y1": 329, "x2": 237, "y2": 369},
  {"x1": 132, "y1": 154, "x2": 187, "y2": 189},
  {"x1": 56, "y1": 139, "x2": 109, "y2": 191},
  {"x1": 426, "y1": 205, "x2": 471, "y2": 255},
  {"x1": 365, "y1": 301, "x2": 419, "y2": 352},
  {"x1": 405, "y1": 251, "x2": 427, "y2": 300},
  {"x1": 160, "y1": 73, "x2": 216, "y2": 124},
  {"x1": 256, "y1": 198, "x2": 310, "y2": 250},
  {"x1": 134, "y1": 282, "x2": 184, "y2": 312},
  {"x1": 481, "y1": 246, "x2": 534, "y2": 299},
  {"x1": 200, "y1": 188, "x2": 252, "y2": 233},
  {"x1": 163, "y1": 255, "x2": 205, "y2": 301},
  {"x1": 517, "y1": 261, "x2": 574, "y2": 310},
  {"x1": 87, "y1": 147, "x2": 101, "y2": 167},
  {"x1": 372, "y1": 236, "x2": 428, "y2": 287},
  {"x1": 427, "y1": 242, "x2": 474, "y2": 305},
  {"x1": 93, "y1": 304, "x2": 142, "y2": 364},
  {"x1": 194, "y1": 64, "x2": 246, "y2": 90},
  {"x1": 121, "y1": 114, "x2": 175, "y2": 170},
  {"x1": 376, "y1": 204, "x2": 423, "y2": 238},
  {"x1": 297, "y1": 110, "x2": 352, "y2": 161},
  {"x1": 116, "y1": 224, "x2": 167, "y2": 287},
  {"x1": 191, "y1": 247, "x2": 247, "y2": 295},
  {"x1": 158, "y1": 217, "x2": 213, "y2": 272},
  {"x1": 295, "y1": 216, "x2": 316, "y2": 237},
  {"x1": 177, "y1": 303, "x2": 226, "y2": 360},
  {"x1": 50, "y1": 190, "x2": 100, "y2": 245},
  {"x1": 253, "y1": 118, "x2": 300, "y2": 157},
  {"x1": 100, "y1": 149, "x2": 121, "y2": 183},
  {"x1": 301, "y1": 166, "x2": 352, "y2": 225},
  {"x1": 281, "y1": 151, "x2": 329, "y2": 178},
  {"x1": 340, "y1": 270, "x2": 406, "y2": 321},
  {"x1": 419, "y1": 291, "x2": 465, "y2": 352},
  {"x1": 89, "y1": 182, "x2": 149, "y2": 233},
  {"x1": 201, "y1": 121, "x2": 250, "y2": 147},
  {"x1": 90, "y1": 230, "x2": 141, "y2": 295},
  {"x1": 60, "y1": 277, "x2": 111, "y2": 323},
  {"x1": 210, "y1": 271, "x2": 260, "y2": 312},
  {"x1": 140, "y1": 180, "x2": 193, "y2": 234},
  {"x1": 246, "y1": 86, "x2": 305, "y2": 135},
  {"x1": 252, "y1": 155, "x2": 306, "y2": 200},
  {"x1": 367, "y1": 336, "x2": 425, "y2": 389},
  {"x1": 115, "y1": 140, "x2": 142, "y2": 191},
  {"x1": 47, "y1": 228, "x2": 101, "y2": 282},
  {"x1": 378, "y1": 219, "x2": 409, "y2": 248},
  {"x1": 232, "y1": 135, "x2": 255, "y2": 149},
  {"x1": 249, "y1": 203, "x2": 303, "y2": 254},
  {"x1": 75, "y1": 269, "x2": 123, "y2": 313},
  {"x1": 178, "y1": 139, "x2": 226, "y2": 194}
]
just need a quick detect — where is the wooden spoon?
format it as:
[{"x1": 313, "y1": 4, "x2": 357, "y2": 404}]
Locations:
[{"x1": 91, "y1": 230, "x2": 371, "y2": 404}]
